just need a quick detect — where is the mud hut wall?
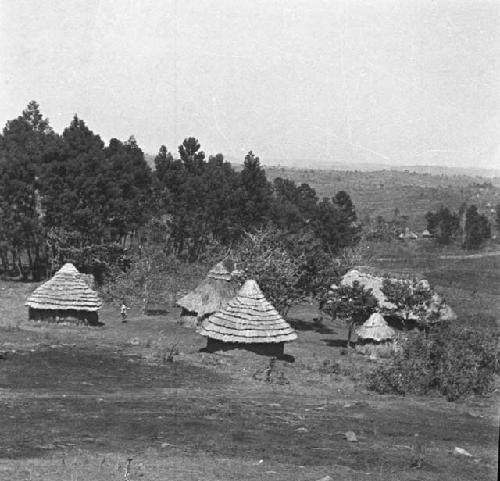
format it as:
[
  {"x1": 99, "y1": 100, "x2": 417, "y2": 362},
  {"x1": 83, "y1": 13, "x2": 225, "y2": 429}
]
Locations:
[
  {"x1": 206, "y1": 338, "x2": 285, "y2": 356},
  {"x1": 28, "y1": 307, "x2": 98, "y2": 325}
]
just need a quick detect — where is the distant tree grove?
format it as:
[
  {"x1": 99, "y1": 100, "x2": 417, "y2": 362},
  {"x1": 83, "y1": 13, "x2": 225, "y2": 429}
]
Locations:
[
  {"x1": 0, "y1": 101, "x2": 361, "y2": 281},
  {"x1": 425, "y1": 203, "x2": 492, "y2": 249}
]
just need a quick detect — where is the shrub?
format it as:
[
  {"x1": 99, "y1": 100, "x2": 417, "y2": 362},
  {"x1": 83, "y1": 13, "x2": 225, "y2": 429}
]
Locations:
[
  {"x1": 381, "y1": 277, "x2": 433, "y2": 327},
  {"x1": 432, "y1": 327, "x2": 499, "y2": 401},
  {"x1": 367, "y1": 324, "x2": 499, "y2": 401},
  {"x1": 367, "y1": 332, "x2": 434, "y2": 396},
  {"x1": 318, "y1": 359, "x2": 341, "y2": 375}
]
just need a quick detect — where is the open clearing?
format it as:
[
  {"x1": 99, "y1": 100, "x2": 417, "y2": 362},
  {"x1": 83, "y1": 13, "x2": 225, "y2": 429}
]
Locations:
[{"x1": 0, "y1": 254, "x2": 498, "y2": 481}]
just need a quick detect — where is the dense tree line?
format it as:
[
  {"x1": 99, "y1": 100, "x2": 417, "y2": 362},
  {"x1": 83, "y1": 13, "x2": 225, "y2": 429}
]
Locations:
[{"x1": 0, "y1": 102, "x2": 360, "y2": 281}]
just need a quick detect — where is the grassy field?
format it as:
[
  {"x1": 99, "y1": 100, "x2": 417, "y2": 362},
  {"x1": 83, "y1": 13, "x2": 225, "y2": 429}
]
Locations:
[
  {"x1": 0, "y1": 252, "x2": 498, "y2": 481},
  {"x1": 366, "y1": 243, "x2": 500, "y2": 331}
]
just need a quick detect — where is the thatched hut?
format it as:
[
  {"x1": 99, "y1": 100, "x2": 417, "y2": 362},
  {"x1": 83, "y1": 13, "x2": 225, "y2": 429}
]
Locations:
[
  {"x1": 398, "y1": 227, "x2": 418, "y2": 240},
  {"x1": 80, "y1": 272, "x2": 96, "y2": 290},
  {"x1": 198, "y1": 279, "x2": 297, "y2": 356},
  {"x1": 177, "y1": 261, "x2": 239, "y2": 326},
  {"x1": 26, "y1": 263, "x2": 102, "y2": 325},
  {"x1": 341, "y1": 268, "x2": 456, "y2": 329},
  {"x1": 355, "y1": 313, "x2": 396, "y2": 357}
]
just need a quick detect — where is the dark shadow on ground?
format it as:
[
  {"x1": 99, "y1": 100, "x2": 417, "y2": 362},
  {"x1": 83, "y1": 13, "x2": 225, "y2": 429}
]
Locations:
[
  {"x1": 277, "y1": 353, "x2": 295, "y2": 363},
  {"x1": 0, "y1": 347, "x2": 225, "y2": 392},
  {"x1": 198, "y1": 347, "x2": 295, "y2": 363},
  {"x1": 288, "y1": 318, "x2": 335, "y2": 334},
  {"x1": 322, "y1": 338, "x2": 350, "y2": 348}
]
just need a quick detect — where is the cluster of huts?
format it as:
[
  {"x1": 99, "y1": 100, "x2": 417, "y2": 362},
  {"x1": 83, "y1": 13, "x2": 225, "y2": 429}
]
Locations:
[
  {"x1": 340, "y1": 267, "x2": 457, "y2": 356},
  {"x1": 397, "y1": 227, "x2": 434, "y2": 240},
  {"x1": 176, "y1": 261, "x2": 297, "y2": 356},
  {"x1": 26, "y1": 261, "x2": 298, "y2": 356},
  {"x1": 25, "y1": 261, "x2": 455, "y2": 358}
]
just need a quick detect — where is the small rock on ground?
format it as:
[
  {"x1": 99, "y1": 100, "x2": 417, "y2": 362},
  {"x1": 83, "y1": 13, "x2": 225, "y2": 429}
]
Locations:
[{"x1": 453, "y1": 447, "x2": 473, "y2": 457}]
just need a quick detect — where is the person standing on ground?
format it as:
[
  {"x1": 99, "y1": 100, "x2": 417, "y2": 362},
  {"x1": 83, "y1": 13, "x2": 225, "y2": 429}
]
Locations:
[{"x1": 120, "y1": 301, "x2": 130, "y2": 323}]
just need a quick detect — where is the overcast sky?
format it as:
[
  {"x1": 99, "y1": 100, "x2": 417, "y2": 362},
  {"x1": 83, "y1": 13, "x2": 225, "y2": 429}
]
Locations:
[{"x1": 1, "y1": 0, "x2": 499, "y2": 168}]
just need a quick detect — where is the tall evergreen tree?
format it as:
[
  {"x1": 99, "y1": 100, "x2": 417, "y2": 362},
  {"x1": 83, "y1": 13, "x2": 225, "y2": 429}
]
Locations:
[
  {"x1": 495, "y1": 204, "x2": 500, "y2": 234},
  {"x1": 178, "y1": 137, "x2": 205, "y2": 174},
  {"x1": 0, "y1": 101, "x2": 55, "y2": 278},
  {"x1": 238, "y1": 151, "x2": 272, "y2": 230},
  {"x1": 464, "y1": 205, "x2": 491, "y2": 250},
  {"x1": 203, "y1": 153, "x2": 241, "y2": 244},
  {"x1": 104, "y1": 136, "x2": 153, "y2": 242},
  {"x1": 333, "y1": 190, "x2": 360, "y2": 247},
  {"x1": 425, "y1": 206, "x2": 459, "y2": 245},
  {"x1": 66, "y1": 116, "x2": 107, "y2": 242},
  {"x1": 311, "y1": 191, "x2": 360, "y2": 253}
]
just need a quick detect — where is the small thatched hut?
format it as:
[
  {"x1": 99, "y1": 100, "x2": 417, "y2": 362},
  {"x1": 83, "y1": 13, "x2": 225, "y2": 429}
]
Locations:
[
  {"x1": 398, "y1": 227, "x2": 418, "y2": 240},
  {"x1": 26, "y1": 263, "x2": 102, "y2": 325},
  {"x1": 198, "y1": 279, "x2": 297, "y2": 356},
  {"x1": 355, "y1": 313, "x2": 396, "y2": 357},
  {"x1": 177, "y1": 261, "x2": 239, "y2": 326}
]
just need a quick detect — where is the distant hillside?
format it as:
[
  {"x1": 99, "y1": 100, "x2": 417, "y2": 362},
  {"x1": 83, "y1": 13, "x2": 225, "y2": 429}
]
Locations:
[
  {"x1": 259, "y1": 160, "x2": 500, "y2": 179},
  {"x1": 264, "y1": 166, "x2": 500, "y2": 231}
]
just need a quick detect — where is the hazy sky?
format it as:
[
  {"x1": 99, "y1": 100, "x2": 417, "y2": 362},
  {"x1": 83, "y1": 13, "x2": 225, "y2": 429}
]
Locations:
[{"x1": 1, "y1": 0, "x2": 499, "y2": 168}]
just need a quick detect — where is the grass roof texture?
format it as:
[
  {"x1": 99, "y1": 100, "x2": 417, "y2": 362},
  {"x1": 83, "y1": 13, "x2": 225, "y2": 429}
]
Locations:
[
  {"x1": 355, "y1": 313, "x2": 395, "y2": 341},
  {"x1": 26, "y1": 263, "x2": 102, "y2": 312},
  {"x1": 177, "y1": 262, "x2": 238, "y2": 317},
  {"x1": 198, "y1": 279, "x2": 298, "y2": 344},
  {"x1": 341, "y1": 269, "x2": 397, "y2": 310}
]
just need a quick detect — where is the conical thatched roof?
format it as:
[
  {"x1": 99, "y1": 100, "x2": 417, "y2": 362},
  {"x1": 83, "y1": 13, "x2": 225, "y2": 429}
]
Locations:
[
  {"x1": 26, "y1": 263, "x2": 102, "y2": 311},
  {"x1": 207, "y1": 262, "x2": 232, "y2": 281},
  {"x1": 177, "y1": 262, "x2": 238, "y2": 317},
  {"x1": 356, "y1": 313, "x2": 395, "y2": 342},
  {"x1": 198, "y1": 280, "x2": 298, "y2": 344}
]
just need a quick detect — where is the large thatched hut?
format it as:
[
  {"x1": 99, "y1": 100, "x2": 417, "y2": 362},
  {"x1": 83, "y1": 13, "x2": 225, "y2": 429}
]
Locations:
[
  {"x1": 177, "y1": 261, "x2": 239, "y2": 326},
  {"x1": 26, "y1": 263, "x2": 102, "y2": 325},
  {"x1": 355, "y1": 313, "x2": 396, "y2": 357},
  {"x1": 341, "y1": 268, "x2": 456, "y2": 329},
  {"x1": 198, "y1": 279, "x2": 297, "y2": 356}
]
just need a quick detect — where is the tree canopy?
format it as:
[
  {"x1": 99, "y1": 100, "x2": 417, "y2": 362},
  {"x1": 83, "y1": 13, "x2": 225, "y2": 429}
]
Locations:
[{"x1": 0, "y1": 101, "x2": 363, "y2": 281}]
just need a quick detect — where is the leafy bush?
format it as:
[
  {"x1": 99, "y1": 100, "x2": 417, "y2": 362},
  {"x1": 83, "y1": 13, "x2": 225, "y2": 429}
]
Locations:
[
  {"x1": 381, "y1": 277, "x2": 433, "y2": 326},
  {"x1": 367, "y1": 332, "x2": 434, "y2": 395},
  {"x1": 367, "y1": 324, "x2": 499, "y2": 401},
  {"x1": 432, "y1": 327, "x2": 499, "y2": 401}
]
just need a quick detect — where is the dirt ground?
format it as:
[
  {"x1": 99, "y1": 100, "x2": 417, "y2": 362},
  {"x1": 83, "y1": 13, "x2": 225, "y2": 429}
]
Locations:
[{"x1": 0, "y1": 280, "x2": 498, "y2": 481}]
